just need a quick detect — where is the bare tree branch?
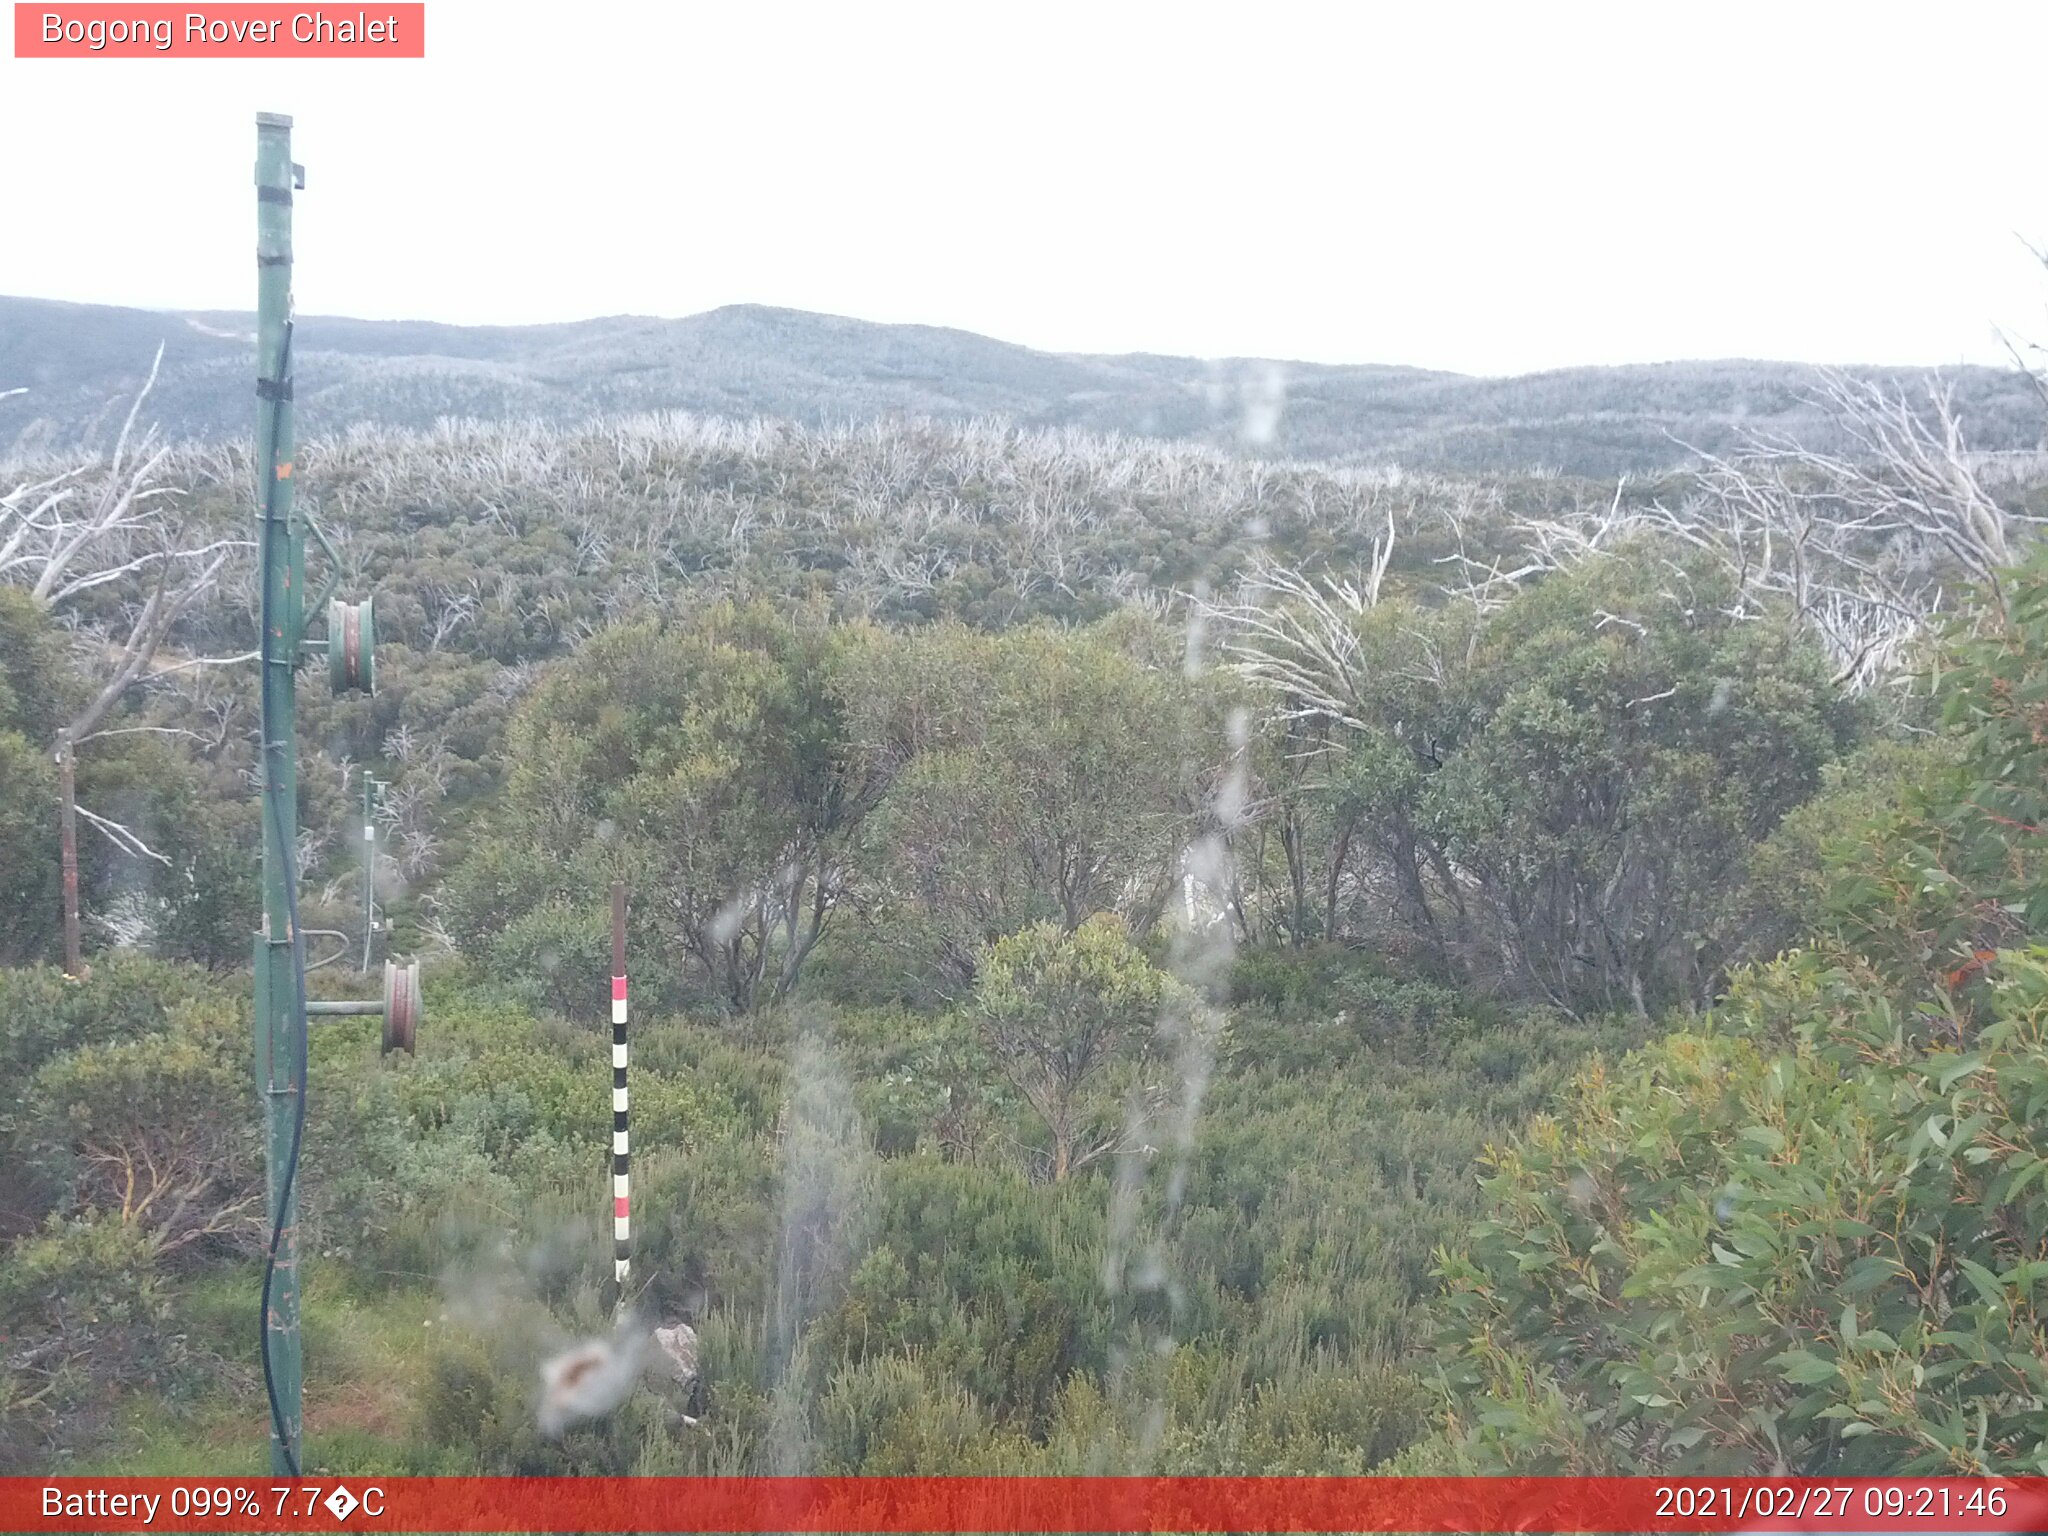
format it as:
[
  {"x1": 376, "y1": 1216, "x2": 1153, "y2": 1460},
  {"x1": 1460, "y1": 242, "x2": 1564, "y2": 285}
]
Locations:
[{"x1": 74, "y1": 804, "x2": 173, "y2": 866}]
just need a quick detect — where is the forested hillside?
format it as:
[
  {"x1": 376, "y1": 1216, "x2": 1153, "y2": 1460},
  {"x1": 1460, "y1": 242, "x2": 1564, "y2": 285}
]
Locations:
[
  {"x1": 5, "y1": 356, "x2": 2048, "y2": 1476},
  {"x1": 6, "y1": 293, "x2": 2043, "y2": 475}
]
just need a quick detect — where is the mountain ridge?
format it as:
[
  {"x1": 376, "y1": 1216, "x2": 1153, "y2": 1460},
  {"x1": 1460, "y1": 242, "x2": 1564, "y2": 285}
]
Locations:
[{"x1": 3, "y1": 294, "x2": 2039, "y2": 476}]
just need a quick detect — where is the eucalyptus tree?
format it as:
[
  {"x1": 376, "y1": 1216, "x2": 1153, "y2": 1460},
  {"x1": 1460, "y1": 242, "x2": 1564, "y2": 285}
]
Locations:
[
  {"x1": 442, "y1": 599, "x2": 889, "y2": 1015},
  {"x1": 839, "y1": 622, "x2": 1207, "y2": 999},
  {"x1": 1208, "y1": 539, "x2": 1862, "y2": 1013},
  {"x1": 1426, "y1": 553, "x2": 2048, "y2": 1476},
  {"x1": 970, "y1": 915, "x2": 1192, "y2": 1183}
]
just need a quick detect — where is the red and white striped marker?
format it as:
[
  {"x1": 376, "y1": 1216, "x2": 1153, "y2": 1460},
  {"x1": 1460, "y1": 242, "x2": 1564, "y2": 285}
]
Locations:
[{"x1": 610, "y1": 882, "x2": 630, "y2": 1286}]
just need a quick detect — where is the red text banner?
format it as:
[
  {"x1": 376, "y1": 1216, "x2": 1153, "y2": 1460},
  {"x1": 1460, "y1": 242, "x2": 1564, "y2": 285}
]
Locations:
[
  {"x1": 6, "y1": 1476, "x2": 2048, "y2": 1533},
  {"x1": 13, "y1": 4, "x2": 425, "y2": 57}
]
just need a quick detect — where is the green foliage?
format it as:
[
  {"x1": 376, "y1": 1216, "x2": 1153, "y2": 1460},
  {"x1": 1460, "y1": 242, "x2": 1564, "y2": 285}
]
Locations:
[
  {"x1": 1120, "y1": 1355, "x2": 1430, "y2": 1475},
  {"x1": 1239, "y1": 548, "x2": 1864, "y2": 1012},
  {"x1": 408, "y1": 1296, "x2": 682, "y2": 1475},
  {"x1": 303, "y1": 990, "x2": 747, "y2": 1275},
  {"x1": 0, "y1": 924, "x2": 1634, "y2": 1476},
  {"x1": 0, "y1": 955, "x2": 227, "y2": 1109},
  {"x1": 840, "y1": 621, "x2": 1204, "y2": 999},
  {"x1": 0, "y1": 1215, "x2": 183, "y2": 1464},
  {"x1": 1432, "y1": 951, "x2": 2048, "y2": 1474},
  {"x1": 0, "y1": 586, "x2": 77, "y2": 741},
  {"x1": 17, "y1": 999, "x2": 259, "y2": 1256},
  {"x1": 76, "y1": 737, "x2": 260, "y2": 968},
  {"x1": 806, "y1": 1352, "x2": 1007, "y2": 1473},
  {"x1": 1432, "y1": 553, "x2": 1860, "y2": 1011},
  {"x1": 443, "y1": 601, "x2": 876, "y2": 1015},
  {"x1": 484, "y1": 900, "x2": 612, "y2": 1022},
  {"x1": 0, "y1": 590, "x2": 73, "y2": 965},
  {"x1": 1824, "y1": 563, "x2": 2048, "y2": 1005},
  {"x1": 0, "y1": 729, "x2": 59, "y2": 967},
  {"x1": 0, "y1": 970, "x2": 254, "y2": 1464},
  {"x1": 1429, "y1": 556, "x2": 2048, "y2": 1474},
  {"x1": 972, "y1": 916, "x2": 1194, "y2": 1183},
  {"x1": 446, "y1": 610, "x2": 1214, "y2": 1018},
  {"x1": 0, "y1": 590, "x2": 256, "y2": 968},
  {"x1": 9, "y1": 393, "x2": 2002, "y2": 1479},
  {"x1": 1731, "y1": 735, "x2": 1959, "y2": 972}
]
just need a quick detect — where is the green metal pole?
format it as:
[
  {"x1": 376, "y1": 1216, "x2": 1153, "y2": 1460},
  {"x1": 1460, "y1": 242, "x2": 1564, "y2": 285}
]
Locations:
[{"x1": 253, "y1": 110, "x2": 303, "y2": 1478}]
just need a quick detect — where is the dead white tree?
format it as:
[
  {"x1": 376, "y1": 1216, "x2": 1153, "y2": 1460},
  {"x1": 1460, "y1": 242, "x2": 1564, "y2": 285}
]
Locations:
[
  {"x1": 1423, "y1": 371, "x2": 2042, "y2": 693},
  {"x1": 0, "y1": 349, "x2": 249, "y2": 971},
  {"x1": 1646, "y1": 373, "x2": 2041, "y2": 687},
  {"x1": 1189, "y1": 515, "x2": 1403, "y2": 949},
  {"x1": 423, "y1": 574, "x2": 482, "y2": 651},
  {"x1": 1194, "y1": 508, "x2": 1396, "y2": 732}
]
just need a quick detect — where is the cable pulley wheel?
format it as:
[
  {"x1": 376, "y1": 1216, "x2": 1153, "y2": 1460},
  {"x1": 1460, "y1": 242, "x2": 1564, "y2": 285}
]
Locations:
[
  {"x1": 381, "y1": 957, "x2": 420, "y2": 1054},
  {"x1": 329, "y1": 596, "x2": 376, "y2": 694}
]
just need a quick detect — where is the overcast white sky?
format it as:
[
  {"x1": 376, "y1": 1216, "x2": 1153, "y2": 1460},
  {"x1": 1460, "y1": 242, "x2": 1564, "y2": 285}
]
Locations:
[{"x1": 2, "y1": 1, "x2": 2044, "y2": 376}]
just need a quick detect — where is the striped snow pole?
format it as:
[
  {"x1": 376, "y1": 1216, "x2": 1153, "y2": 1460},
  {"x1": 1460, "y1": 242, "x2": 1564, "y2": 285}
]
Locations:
[{"x1": 610, "y1": 882, "x2": 631, "y2": 1286}]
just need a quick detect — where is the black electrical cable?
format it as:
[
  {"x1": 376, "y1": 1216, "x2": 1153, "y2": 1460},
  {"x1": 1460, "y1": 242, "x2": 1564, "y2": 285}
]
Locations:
[{"x1": 256, "y1": 319, "x2": 308, "y2": 1480}]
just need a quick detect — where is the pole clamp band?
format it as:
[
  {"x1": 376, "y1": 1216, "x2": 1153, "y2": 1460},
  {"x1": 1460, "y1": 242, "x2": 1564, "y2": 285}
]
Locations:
[
  {"x1": 257, "y1": 185, "x2": 294, "y2": 205},
  {"x1": 256, "y1": 378, "x2": 294, "y2": 402}
]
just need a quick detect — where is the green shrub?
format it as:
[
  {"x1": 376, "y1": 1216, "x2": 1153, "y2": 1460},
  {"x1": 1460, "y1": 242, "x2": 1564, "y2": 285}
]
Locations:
[
  {"x1": 0, "y1": 1215, "x2": 184, "y2": 1463},
  {"x1": 1428, "y1": 560, "x2": 2048, "y2": 1475},
  {"x1": 17, "y1": 999, "x2": 258, "y2": 1255},
  {"x1": 0, "y1": 955, "x2": 225, "y2": 1088}
]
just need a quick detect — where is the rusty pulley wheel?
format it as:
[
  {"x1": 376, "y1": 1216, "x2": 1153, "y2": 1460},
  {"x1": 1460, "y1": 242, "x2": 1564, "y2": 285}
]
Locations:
[
  {"x1": 381, "y1": 957, "x2": 420, "y2": 1054},
  {"x1": 328, "y1": 596, "x2": 376, "y2": 694}
]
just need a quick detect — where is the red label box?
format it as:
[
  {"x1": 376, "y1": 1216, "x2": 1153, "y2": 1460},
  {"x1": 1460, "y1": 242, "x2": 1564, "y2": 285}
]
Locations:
[
  {"x1": 14, "y1": 3, "x2": 425, "y2": 56},
  {"x1": 7, "y1": 1476, "x2": 2048, "y2": 1533}
]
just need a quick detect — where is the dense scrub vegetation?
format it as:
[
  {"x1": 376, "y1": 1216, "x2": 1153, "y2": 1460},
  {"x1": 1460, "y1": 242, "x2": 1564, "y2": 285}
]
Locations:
[
  {"x1": 1414, "y1": 558, "x2": 2048, "y2": 1474},
  {"x1": 5, "y1": 387, "x2": 2048, "y2": 1476},
  {"x1": 0, "y1": 940, "x2": 1643, "y2": 1472}
]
